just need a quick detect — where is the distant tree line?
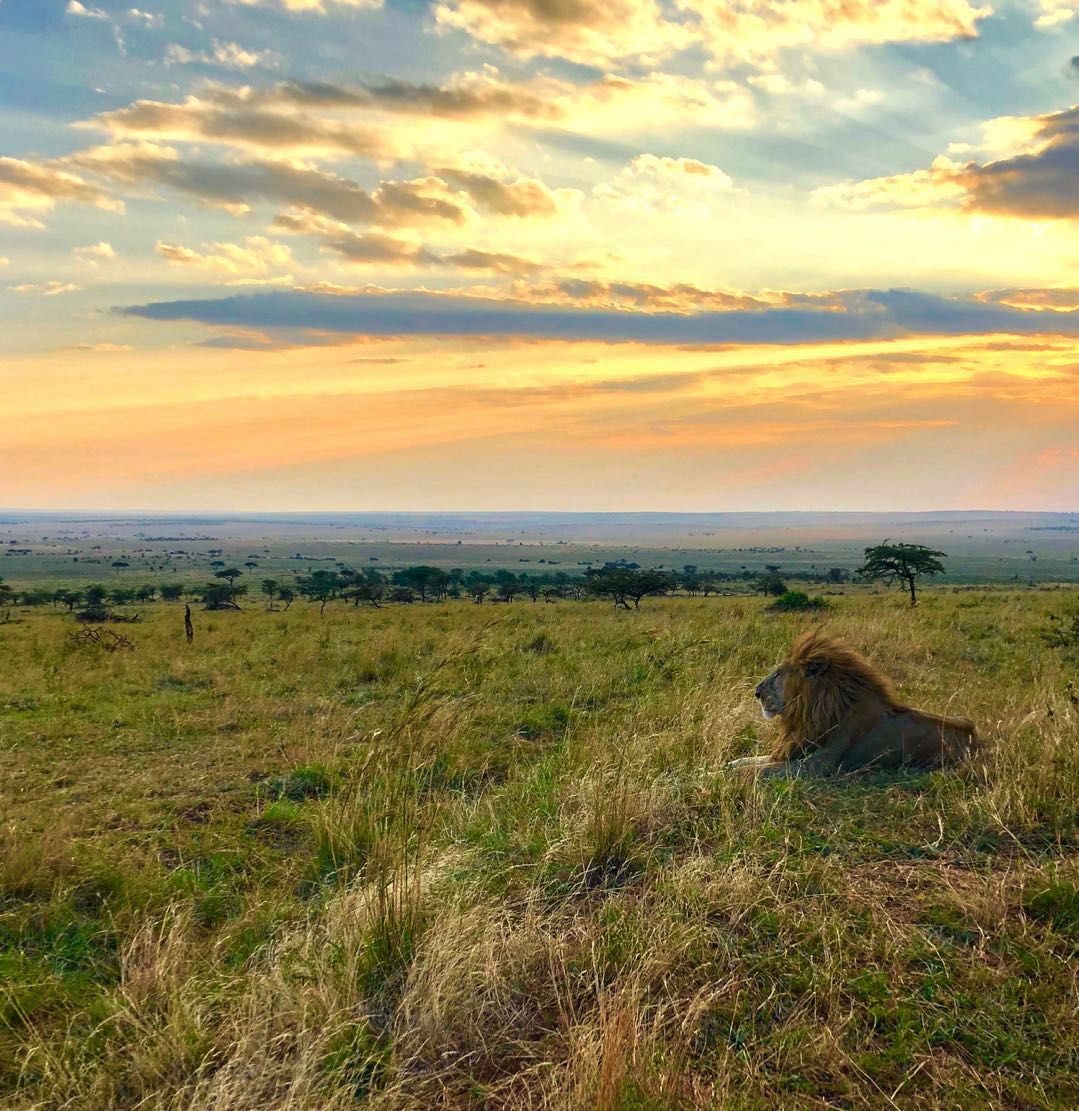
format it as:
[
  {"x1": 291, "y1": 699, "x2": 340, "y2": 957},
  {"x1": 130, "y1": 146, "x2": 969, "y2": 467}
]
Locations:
[{"x1": 0, "y1": 545, "x2": 945, "y2": 617}]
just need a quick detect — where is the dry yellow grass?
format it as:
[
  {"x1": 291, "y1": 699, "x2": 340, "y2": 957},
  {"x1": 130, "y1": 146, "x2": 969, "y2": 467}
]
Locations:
[{"x1": 1, "y1": 589, "x2": 1077, "y2": 1107}]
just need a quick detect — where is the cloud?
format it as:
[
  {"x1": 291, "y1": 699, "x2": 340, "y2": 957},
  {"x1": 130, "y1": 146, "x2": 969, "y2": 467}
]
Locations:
[
  {"x1": 68, "y1": 138, "x2": 573, "y2": 240},
  {"x1": 748, "y1": 73, "x2": 826, "y2": 97},
  {"x1": 165, "y1": 41, "x2": 280, "y2": 70},
  {"x1": 441, "y1": 248, "x2": 543, "y2": 275},
  {"x1": 433, "y1": 0, "x2": 692, "y2": 67},
  {"x1": 245, "y1": 70, "x2": 560, "y2": 119},
  {"x1": 68, "y1": 143, "x2": 477, "y2": 227},
  {"x1": 66, "y1": 1, "x2": 109, "y2": 19},
  {"x1": 815, "y1": 106, "x2": 1079, "y2": 220},
  {"x1": 434, "y1": 0, "x2": 990, "y2": 68},
  {"x1": 955, "y1": 107, "x2": 1079, "y2": 219},
  {"x1": 504, "y1": 278, "x2": 818, "y2": 312},
  {"x1": 593, "y1": 154, "x2": 743, "y2": 218},
  {"x1": 11, "y1": 281, "x2": 81, "y2": 296},
  {"x1": 305, "y1": 226, "x2": 440, "y2": 268},
  {"x1": 977, "y1": 287, "x2": 1079, "y2": 311},
  {"x1": 681, "y1": 0, "x2": 990, "y2": 66},
  {"x1": 272, "y1": 211, "x2": 543, "y2": 273},
  {"x1": 80, "y1": 71, "x2": 753, "y2": 175},
  {"x1": 118, "y1": 285, "x2": 1079, "y2": 346},
  {"x1": 226, "y1": 0, "x2": 383, "y2": 12},
  {"x1": 127, "y1": 9, "x2": 163, "y2": 28},
  {"x1": 435, "y1": 167, "x2": 562, "y2": 217},
  {"x1": 67, "y1": 342, "x2": 134, "y2": 352},
  {"x1": 156, "y1": 236, "x2": 294, "y2": 276},
  {"x1": 82, "y1": 95, "x2": 393, "y2": 160},
  {"x1": 74, "y1": 241, "x2": 117, "y2": 265},
  {"x1": 1035, "y1": 0, "x2": 1079, "y2": 29},
  {"x1": 0, "y1": 156, "x2": 123, "y2": 229},
  {"x1": 812, "y1": 156, "x2": 969, "y2": 211}
]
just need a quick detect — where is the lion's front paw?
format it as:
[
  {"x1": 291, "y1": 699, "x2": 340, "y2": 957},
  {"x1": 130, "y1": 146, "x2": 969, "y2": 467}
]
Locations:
[{"x1": 726, "y1": 756, "x2": 768, "y2": 771}]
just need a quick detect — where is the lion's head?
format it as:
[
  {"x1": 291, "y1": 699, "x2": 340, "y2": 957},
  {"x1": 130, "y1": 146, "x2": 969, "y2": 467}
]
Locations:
[{"x1": 756, "y1": 631, "x2": 901, "y2": 760}]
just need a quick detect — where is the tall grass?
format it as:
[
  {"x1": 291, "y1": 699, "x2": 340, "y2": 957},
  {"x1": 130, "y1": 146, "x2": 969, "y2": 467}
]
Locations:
[{"x1": 1, "y1": 590, "x2": 1077, "y2": 1107}]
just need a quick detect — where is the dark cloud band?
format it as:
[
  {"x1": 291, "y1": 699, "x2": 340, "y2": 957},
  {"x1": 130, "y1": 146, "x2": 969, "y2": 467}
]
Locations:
[{"x1": 119, "y1": 287, "x2": 1079, "y2": 344}]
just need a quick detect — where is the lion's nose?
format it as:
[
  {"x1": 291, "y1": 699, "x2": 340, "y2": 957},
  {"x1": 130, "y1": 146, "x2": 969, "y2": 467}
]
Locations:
[{"x1": 754, "y1": 682, "x2": 763, "y2": 699}]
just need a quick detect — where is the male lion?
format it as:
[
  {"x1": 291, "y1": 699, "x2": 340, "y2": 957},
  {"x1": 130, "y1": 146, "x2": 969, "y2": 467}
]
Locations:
[{"x1": 729, "y1": 631, "x2": 978, "y2": 778}]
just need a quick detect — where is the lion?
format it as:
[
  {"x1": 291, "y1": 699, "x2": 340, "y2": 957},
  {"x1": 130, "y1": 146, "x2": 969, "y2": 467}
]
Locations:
[{"x1": 728, "y1": 631, "x2": 978, "y2": 778}]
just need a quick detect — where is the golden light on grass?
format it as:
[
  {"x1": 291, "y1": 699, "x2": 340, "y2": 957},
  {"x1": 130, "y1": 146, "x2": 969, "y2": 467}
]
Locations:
[{"x1": 2, "y1": 591, "x2": 1077, "y2": 1105}]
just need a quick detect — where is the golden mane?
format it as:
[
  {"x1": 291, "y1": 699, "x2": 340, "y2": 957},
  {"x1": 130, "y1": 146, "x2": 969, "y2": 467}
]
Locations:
[{"x1": 772, "y1": 631, "x2": 902, "y2": 761}]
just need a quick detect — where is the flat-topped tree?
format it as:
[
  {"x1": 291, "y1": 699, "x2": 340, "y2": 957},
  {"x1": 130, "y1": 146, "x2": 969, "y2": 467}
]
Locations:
[
  {"x1": 858, "y1": 541, "x2": 947, "y2": 607},
  {"x1": 584, "y1": 566, "x2": 672, "y2": 609}
]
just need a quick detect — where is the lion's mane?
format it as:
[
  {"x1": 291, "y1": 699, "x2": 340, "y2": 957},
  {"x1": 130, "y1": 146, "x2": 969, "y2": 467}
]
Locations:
[{"x1": 771, "y1": 631, "x2": 902, "y2": 762}]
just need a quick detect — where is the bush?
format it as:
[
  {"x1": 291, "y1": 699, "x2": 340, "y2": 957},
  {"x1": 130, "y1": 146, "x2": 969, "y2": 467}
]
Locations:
[
  {"x1": 75, "y1": 603, "x2": 111, "y2": 623},
  {"x1": 768, "y1": 591, "x2": 830, "y2": 612},
  {"x1": 1042, "y1": 610, "x2": 1079, "y2": 651}
]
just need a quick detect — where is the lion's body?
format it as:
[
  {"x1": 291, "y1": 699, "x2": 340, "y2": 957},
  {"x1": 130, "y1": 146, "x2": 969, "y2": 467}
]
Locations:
[{"x1": 734, "y1": 632, "x2": 978, "y2": 778}]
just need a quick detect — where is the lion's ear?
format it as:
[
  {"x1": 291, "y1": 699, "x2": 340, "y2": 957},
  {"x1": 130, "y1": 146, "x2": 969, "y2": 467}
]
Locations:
[{"x1": 805, "y1": 657, "x2": 829, "y2": 677}]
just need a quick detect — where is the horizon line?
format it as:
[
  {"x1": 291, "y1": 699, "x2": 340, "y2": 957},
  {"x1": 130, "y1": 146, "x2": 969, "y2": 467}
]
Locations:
[{"x1": 2, "y1": 508, "x2": 1077, "y2": 519}]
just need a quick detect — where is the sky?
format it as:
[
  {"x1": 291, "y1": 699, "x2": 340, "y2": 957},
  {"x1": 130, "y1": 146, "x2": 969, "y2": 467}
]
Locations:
[{"x1": 1, "y1": 0, "x2": 1077, "y2": 512}]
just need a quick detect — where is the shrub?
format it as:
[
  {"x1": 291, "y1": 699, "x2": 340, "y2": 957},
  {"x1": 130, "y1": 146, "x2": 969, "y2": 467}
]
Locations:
[
  {"x1": 768, "y1": 591, "x2": 830, "y2": 612},
  {"x1": 75, "y1": 603, "x2": 111, "y2": 623},
  {"x1": 1042, "y1": 610, "x2": 1079, "y2": 651}
]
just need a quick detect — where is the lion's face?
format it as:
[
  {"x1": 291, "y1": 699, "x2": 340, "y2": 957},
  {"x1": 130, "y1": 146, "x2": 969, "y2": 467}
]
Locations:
[{"x1": 755, "y1": 665, "x2": 794, "y2": 719}]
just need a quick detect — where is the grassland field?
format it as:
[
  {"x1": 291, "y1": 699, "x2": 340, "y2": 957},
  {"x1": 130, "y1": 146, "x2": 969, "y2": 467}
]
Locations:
[
  {"x1": 3, "y1": 511, "x2": 1078, "y2": 587},
  {"x1": 1, "y1": 585, "x2": 1078, "y2": 1108}
]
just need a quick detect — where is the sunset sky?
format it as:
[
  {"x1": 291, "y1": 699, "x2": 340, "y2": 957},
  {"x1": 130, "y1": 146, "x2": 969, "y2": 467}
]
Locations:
[{"x1": 2, "y1": 0, "x2": 1078, "y2": 511}]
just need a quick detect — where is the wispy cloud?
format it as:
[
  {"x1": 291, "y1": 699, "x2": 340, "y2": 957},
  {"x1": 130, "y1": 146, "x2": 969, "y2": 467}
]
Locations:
[
  {"x1": 226, "y1": 0, "x2": 383, "y2": 12},
  {"x1": 165, "y1": 40, "x2": 280, "y2": 70},
  {"x1": 0, "y1": 157, "x2": 122, "y2": 229},
  {"x1": 73, "y1": 241, "x2": 117, "y2": 265},
  {"x1": 156, "y1": 236, "x2": 293, "y2": 276},
  {"x1": 11, "y1": 281, "x2": 81, "y2": 296}
]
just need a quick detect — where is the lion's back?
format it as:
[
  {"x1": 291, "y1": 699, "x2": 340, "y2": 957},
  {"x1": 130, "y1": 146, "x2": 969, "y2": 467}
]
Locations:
[{"x1": 838, "y1": 706, "x2": 978, "y2": 771}]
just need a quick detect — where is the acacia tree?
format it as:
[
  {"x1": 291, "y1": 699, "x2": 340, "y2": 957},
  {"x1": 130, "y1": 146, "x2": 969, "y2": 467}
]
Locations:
[
  {"x1": 493, "y1": 570, "x2": 521, "y2": 604},
  {"x1": 857, "y1": 541, "x2": 946, "y2": 607},
  {"x1": 298, "y1": 569, "x2": 342, "y2": 614},
  {"x1": 584, "y1": 567, "x2": 671, "y2": 609},
  {"x1": 393, "y1": 566, "x2": 449, "y2": 603},
  {"x1": 344, "y1": 572, "x2": 386, "y2": 608},
  {"x1": 518, "y1": 574, "x2": 542, "y2": 602},
  {"x1": 200, "y1": 581, "x2": 246, "y2": 610},
  {"x1": 84, "y1": 584, "x2": 109, "y2": 607},
  {"x1": 755, "y1": 572, "x2": 788, "y2": 598},
  {"x1": 53, "y1": 589, "x2": 82, "y2": 611}
]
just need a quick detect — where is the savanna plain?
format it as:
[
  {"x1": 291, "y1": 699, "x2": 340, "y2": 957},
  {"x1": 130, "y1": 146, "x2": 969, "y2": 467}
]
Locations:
[{"x1": 2, "y1": 575, "x2": 1079, "y2": 1108}]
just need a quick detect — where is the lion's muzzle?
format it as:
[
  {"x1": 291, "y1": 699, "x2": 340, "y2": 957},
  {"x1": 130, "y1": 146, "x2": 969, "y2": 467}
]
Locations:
[{"x1": 755, "y1": 672, "x2": 784, "y2": 719}]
